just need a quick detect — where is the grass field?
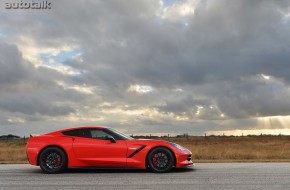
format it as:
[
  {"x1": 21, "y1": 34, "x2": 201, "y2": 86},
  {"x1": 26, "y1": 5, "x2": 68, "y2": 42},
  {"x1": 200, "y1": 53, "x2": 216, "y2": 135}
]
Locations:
[
  {"x1": 1, "y1": 136, "x2": 290, "y2": 164},
  {"x1": 172, "y1": 136, "x2": 290, "y2": 162},
  {"x1": 0, "y1": 140, "x2": 27, "y2": 164}
]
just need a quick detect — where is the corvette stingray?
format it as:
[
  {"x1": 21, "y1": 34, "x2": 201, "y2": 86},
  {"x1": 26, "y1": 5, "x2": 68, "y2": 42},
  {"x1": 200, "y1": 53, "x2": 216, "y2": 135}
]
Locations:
[{"x1": 26, "y1": 126, "x2": 193, "y2": 173}]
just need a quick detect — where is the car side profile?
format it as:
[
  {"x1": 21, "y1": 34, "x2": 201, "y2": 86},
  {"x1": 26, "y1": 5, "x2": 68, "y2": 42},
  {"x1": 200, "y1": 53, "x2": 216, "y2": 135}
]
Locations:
[{"x1": 26, "y1": 126, "x2": 193, "y2": 173}]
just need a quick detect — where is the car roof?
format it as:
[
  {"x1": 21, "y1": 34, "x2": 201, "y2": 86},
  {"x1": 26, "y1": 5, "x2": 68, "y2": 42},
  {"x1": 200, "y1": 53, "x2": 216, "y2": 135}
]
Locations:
[
  {"x1": 43, "y1": 126, "x2": 108, "y2": 136},
  {"x1": 62, "y1": 126, "x2": 108, "y2": 131}
]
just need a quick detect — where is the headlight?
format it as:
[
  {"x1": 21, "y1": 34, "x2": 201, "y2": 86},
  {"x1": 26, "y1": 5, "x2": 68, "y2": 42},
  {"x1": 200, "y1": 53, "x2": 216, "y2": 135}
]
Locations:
[{"x1": 167, "y1": 142, "x2": 187, "y2": 150}]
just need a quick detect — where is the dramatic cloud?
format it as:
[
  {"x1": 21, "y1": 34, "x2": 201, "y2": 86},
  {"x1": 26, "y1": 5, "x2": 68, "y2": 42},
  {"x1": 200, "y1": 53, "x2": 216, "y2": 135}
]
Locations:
[{"x1": 1, "y1": 0, "x2": 290, "y2": 136}]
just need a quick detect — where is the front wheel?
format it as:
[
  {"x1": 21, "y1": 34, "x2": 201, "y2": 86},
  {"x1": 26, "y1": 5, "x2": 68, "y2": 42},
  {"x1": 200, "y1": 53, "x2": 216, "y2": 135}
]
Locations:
[
  {"x1": 147, "y1": 147, "x2": 174, "y2": 173},
  {"x1": 39, "y1": 146, "x2": 67, "y2": 174}
]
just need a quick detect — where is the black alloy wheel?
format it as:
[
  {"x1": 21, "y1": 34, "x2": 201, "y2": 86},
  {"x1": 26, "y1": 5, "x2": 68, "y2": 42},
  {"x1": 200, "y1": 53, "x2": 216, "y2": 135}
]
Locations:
[
  {"x1": 147, "y1": 147, "x2": 174, "y2": 173},
  {"x1": 39, "y1": 146, "x2": 67, "y2": 174}
]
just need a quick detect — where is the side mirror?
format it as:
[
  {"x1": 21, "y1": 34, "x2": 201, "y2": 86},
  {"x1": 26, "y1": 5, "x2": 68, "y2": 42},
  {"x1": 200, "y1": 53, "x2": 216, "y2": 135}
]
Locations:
[{"x1": 105, "y1": 135, "x2": 116, "y2": 143}]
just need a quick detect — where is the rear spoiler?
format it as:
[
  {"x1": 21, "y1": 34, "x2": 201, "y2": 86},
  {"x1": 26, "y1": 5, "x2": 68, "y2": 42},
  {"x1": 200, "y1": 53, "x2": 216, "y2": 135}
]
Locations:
[{"x1": 29, "y1": 134, "x2": 41, "y2": 137}]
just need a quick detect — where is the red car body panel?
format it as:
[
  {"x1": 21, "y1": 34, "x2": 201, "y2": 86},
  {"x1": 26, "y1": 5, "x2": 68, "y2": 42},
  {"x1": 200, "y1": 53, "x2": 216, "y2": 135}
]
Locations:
[{"x1": 26, "y1": 126, "x2": 193, "y2": 169}]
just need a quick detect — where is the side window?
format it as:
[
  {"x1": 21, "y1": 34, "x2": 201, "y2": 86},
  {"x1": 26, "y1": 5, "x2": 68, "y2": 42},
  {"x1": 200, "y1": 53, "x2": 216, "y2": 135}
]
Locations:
[
  {"x1": 90, "y1": 129, "x2": 110, "y2": 140},
  {"x1": 62, "y1": 129, "x2": 80, "y2": 137},
  {"x1": 62, "y1": 129, "x2": 92, "y2": 138},
  {"x1": 103, "y1": 129, "x2": 123, "y2": 140},
  {"x1": 79, "y1": 129, "x2": 92, "y2": 138},
  {"x1": 63, "y1": 128, "x2": 117, "y2": 140}
]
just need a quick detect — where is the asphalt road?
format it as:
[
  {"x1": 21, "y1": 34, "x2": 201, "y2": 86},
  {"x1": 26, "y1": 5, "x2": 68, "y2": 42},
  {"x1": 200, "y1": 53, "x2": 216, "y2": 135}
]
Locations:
[{"x1": 0, "y1": 163, "x2": 289, "y2": 190}]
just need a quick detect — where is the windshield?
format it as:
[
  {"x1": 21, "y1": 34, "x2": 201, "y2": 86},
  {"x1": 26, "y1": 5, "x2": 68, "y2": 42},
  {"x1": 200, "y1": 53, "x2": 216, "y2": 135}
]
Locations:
[{"x1": 107, "y1": 128, "x2": 134, "y2": 140}]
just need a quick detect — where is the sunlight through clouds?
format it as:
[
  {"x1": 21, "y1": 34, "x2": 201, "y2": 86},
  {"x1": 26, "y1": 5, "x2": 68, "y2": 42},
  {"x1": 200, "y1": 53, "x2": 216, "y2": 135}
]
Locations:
[
  {"x1": 56, "y1": 81, "x2": 96, "y2": 94},
  {"x1": 159, "y1": 0, "x2": 198, "y2": 21},
  {"x1": 127, "y1": 84, "x2": 154, "y2": 94}
]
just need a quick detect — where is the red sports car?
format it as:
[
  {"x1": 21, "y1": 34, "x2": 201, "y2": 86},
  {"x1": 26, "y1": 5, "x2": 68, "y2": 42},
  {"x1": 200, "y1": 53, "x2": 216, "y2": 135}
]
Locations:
[{"x1": 26, "y1": 126, "x2": 193, "y2": 173}]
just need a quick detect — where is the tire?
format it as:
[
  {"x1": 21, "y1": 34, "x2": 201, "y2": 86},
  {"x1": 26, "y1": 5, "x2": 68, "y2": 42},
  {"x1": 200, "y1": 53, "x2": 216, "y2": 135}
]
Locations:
[
  {"x1": 38, "y1": 146, "x2": 68, "y2": 174},
  {"x1": 147, "y1": 147, "x2": 174, "y2": 173}
]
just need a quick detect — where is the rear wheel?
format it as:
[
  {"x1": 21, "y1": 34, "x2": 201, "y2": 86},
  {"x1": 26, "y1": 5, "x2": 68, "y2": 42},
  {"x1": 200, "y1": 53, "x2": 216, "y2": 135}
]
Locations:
[
  {"x1": 147, "y1": 147, "x2": 174, "y2": 173},
  {"x1": 39, "y1": 147, "x2": 67, "y2": 174}
]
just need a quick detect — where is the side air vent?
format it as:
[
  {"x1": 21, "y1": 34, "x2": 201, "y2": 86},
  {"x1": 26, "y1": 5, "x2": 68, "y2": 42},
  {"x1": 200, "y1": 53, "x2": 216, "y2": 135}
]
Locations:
[{"x1": 128, "y1": 145, "x2": 146, "y2": 158}]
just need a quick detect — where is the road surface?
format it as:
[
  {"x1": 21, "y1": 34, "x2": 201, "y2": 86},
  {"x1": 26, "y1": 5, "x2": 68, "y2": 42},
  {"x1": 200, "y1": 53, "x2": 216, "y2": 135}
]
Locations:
[{"x1": 0, "y1": 163, "x2": 289, "y2": 190}]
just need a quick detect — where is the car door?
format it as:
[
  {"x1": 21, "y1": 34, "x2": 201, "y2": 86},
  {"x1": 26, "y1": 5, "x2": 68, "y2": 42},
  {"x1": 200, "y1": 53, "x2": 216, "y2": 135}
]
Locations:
[{"x1": 72, "y1": 128, "x2": 128, "y2": 167}]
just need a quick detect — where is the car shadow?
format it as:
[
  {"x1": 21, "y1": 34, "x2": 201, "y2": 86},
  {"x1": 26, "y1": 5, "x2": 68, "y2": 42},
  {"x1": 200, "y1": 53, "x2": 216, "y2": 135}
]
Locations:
[
  {"x1": 64, "y1": 166, "x2": 195, "y2": 174},
  {"x1": 28, "y1": 166, "x2": 195, "y2": 174}
]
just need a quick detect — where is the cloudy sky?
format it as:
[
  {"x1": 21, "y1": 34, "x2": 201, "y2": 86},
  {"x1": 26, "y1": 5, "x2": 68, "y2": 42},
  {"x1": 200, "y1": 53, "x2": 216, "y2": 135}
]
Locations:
[{"x1": 1, "y1": 0, "x2": 290, "y2": 136}]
